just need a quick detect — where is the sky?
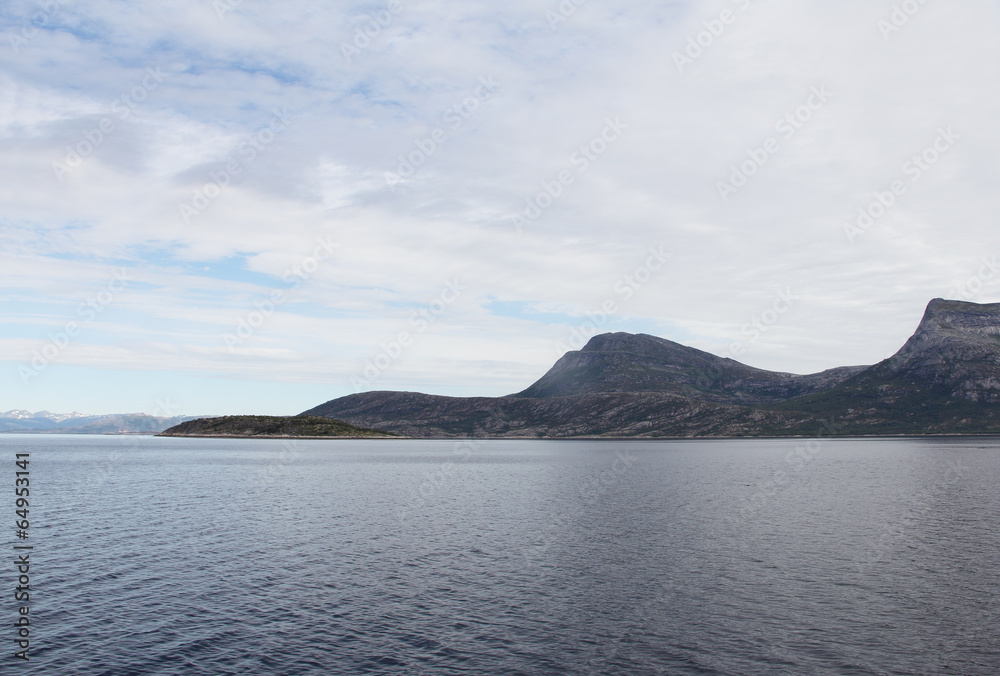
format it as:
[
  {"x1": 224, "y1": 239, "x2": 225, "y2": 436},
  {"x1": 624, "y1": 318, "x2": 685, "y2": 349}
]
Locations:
[{"x1": 2, "y1": 0, "x2": 999, "y2": 416}]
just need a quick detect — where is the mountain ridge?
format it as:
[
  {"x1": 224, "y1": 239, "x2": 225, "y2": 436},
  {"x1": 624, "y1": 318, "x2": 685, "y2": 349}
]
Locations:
[
  {"x1": 299, "y1": 298, "x2": 1000, "y2": 438},
  {"x1": 0, "y1": 410, "x2": 203, "y2": 434},
  {"x1": 512, "y1": 331, "x2": 868, "y2": 404}
]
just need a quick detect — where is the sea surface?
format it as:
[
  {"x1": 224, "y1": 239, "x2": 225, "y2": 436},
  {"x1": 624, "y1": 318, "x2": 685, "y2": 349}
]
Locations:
[{"x1": 5, "y1": 434, "x2": 1000, "y2": 675}]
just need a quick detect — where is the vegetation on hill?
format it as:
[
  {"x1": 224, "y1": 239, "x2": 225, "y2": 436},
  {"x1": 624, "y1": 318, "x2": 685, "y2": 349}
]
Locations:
[{"x1": 158, "y1": 415, "x2": 398, "y2": 438}]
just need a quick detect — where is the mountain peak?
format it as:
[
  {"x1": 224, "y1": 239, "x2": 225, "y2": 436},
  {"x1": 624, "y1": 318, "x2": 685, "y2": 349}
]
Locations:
[
  {"x1": 517, "y1": 332, "x2": 730, "y2": 399},
  {"x1": 859, "y1": 298, "x2": 1000, "y2": 402},
  {"x1": 915, "y1": 298, "x2": 1000, "y2": 340},
  {"x1": 516, "y1": 330, "x2": 862, "y2": 403},
  {"x1": 892, "y1": 298, "x2": 1000, "y2": 364},
  {"x1": 581, "y1": 332, "x2": 665, "y2": 349},
  {"x1": 578, "y1": 332, "x2": 716, "y2": 358}
]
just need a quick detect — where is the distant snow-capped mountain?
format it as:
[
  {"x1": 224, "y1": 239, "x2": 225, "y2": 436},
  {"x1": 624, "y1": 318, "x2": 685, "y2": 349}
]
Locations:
[
  {"x1": 0, "y1": 411, "x2": 202, "y2": 434},
  {"x1": 1, "y1": 410, "x2": 92, "y2": 423}
]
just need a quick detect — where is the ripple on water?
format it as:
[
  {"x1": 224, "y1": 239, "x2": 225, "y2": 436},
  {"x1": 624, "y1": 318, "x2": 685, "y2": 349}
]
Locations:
[{"x1": 13, "y1": 435, "x2": 1000, "y2": 675}]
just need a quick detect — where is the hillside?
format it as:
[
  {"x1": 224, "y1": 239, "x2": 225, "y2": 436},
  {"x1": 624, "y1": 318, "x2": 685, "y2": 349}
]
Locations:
[
  {"x1": 304, "y1": 299, "x2": 1000, "y2": 438},
  {"x1": 158, "y1": 415, "x2": 398, "y2": 438},
  {"x1": 514, "y1": 332, "x2": 865, "y2": 404},
  {"x1": 771, "y1": 299, "x2": 1000, "y2": 434}
]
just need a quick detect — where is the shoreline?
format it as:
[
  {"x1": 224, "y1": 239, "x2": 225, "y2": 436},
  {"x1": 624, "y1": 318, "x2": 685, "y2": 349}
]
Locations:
[
  {"x1": 152, "y1": 432, "x2": 1000, "y2": 441},
  {"x1": 6, "y1": 431, "x2": 999, "y2": 440},
  {"x1": 155, "y1": 433, "x2": 401, "y2": 439}
]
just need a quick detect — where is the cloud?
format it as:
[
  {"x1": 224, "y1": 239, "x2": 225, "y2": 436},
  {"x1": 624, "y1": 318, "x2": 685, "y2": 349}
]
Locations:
[{"x1": 2, "y1": 0, "x2": 1000, "y2": 413}]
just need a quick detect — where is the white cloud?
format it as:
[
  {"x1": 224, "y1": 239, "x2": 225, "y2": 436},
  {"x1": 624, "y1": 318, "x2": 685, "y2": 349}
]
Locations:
[{"x1": 2, "y1": 0, "x2": 1000, "y2": 413}]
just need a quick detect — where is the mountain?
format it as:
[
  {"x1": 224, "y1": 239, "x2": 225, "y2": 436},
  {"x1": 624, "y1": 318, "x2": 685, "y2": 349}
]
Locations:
[
  {"x1": 771, "y1": 298, "x2": 1000, "y2": 434},
  {"x1": 0, "y1": 409, "x2": 94, "y2": 431},
  {"x1": 0, "y1": 410, "x2": 201, "y2": 434},
  {"x1": 514, "y1": 332, "x2": 865, "y2": 404},
  {"x1": 302, "y1": 389, "x2": 815, "y2": 438},
  {"x1": 851, "y1": 298, "x2": 1000, "y2": 402},
  {"x1": 303, "y1": 299, "x2": 1000, "y2": 438}
]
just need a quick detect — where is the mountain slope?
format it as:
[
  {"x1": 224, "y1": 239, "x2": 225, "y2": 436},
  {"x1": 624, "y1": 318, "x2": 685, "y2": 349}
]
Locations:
[
  {"x1": 770, "y1": 299, "x2": 1000, "y2": 433},
  {"x1": 878, "y1": 298, "x2": 1000, "y2": 401},
  {"x1": 303, "y1": 390, "x2": 824, "y2": 438},
  {"x1": 305, "y1": 299, "x2": 1000, "y2": 438},
  {"x1": 514, "y1": 332, "x2": 865, "y2": 404}
]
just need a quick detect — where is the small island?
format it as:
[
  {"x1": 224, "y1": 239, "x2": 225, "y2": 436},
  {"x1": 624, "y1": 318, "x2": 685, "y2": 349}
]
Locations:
[{"x1": 157, "y1": 415, "x2": 399, "y2": 439}]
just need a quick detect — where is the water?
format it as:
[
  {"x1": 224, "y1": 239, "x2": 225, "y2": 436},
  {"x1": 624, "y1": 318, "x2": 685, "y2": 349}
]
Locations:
[{"x1": 4, "y1": 434, "x2": 1000, "y2": 675}]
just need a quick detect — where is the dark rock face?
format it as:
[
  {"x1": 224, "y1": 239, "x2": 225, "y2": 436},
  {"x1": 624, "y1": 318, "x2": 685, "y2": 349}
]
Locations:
[
  {"x1": 885, "y1": 299, "x2": 1000, "y2": 402},
  {"x1": 304, "y1": 299, "x2": 1000, "y2": 438},
  {"x1": 775, "y1": 299, "x2": 1000, "y2": 434},
  {"x1": 303, "y1": 390, "x2": 820, "y2": 438}
]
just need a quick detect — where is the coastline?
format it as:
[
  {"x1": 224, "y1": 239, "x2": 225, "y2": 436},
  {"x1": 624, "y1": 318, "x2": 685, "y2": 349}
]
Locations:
[{"x1": 152, "y1": 432, "x2": 1000, "y2": 441}]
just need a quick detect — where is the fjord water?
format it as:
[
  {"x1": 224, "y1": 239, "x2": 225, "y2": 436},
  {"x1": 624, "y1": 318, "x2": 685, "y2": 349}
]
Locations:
[{"x1": 11, "y1": 435, "x2": 1000, "y2": 675}]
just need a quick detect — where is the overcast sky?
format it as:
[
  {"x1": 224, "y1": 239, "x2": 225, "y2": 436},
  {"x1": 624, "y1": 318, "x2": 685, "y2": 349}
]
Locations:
[{"x1": 2, "y1": 0, "x2": 999, "y2": 416}]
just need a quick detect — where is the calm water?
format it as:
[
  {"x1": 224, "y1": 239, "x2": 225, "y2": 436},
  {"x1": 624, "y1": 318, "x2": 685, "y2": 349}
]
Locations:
[{"x1": 5, "y1": 434, "x2": 1000, "y2": 675}]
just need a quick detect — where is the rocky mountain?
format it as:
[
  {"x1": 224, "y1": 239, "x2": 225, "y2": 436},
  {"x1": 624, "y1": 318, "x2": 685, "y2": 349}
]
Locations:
[
  {"x1": 865, "y1": 298, "x2": 1000, "y2": 402},
  {"x1": 771, "y1": 299, "x2": 1000, "y2": 434},
  {"x1": 302, "y1": 389, "x2": 817, "y2": 438},
  {"x1": 0, "y1": 410, "x2": 200, "y2": 434},
  {"x1": 514, "y1": 332, "x2": 866, "y2": 404},
  {"x1": 304, "y1": 299, "x2": 1000, "y2": 438},
  {"x1": 0, "y1": 409, "x2": 94, "y2": 431}
]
